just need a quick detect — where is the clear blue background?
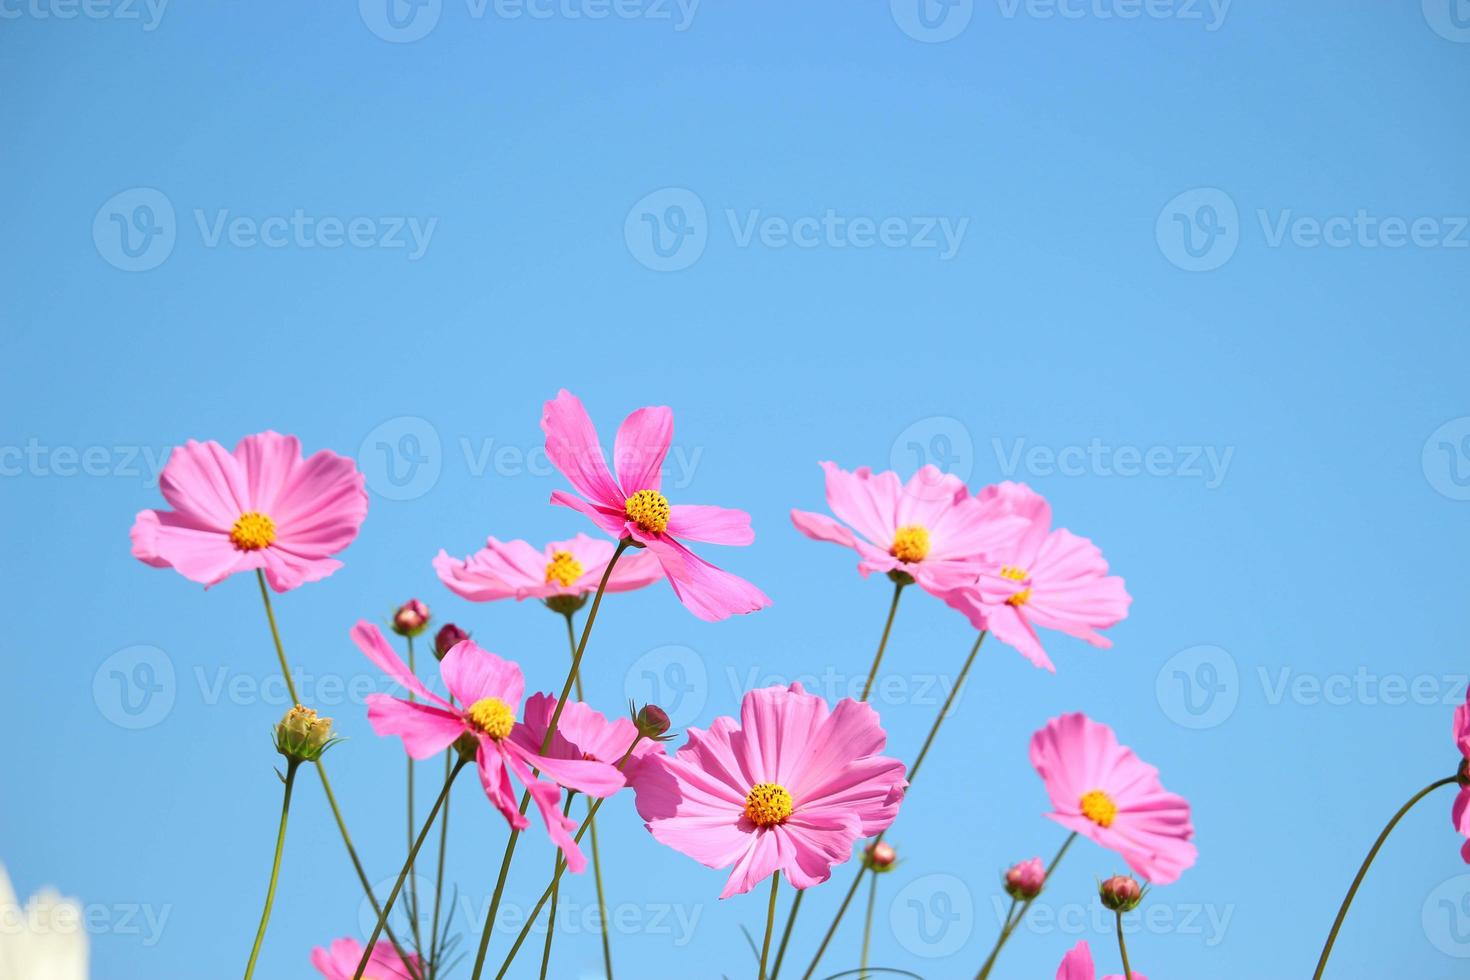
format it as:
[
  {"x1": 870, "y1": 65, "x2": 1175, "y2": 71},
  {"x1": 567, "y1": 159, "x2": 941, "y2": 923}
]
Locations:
[{"x1": 4, "y1": 1, "x2": 1470, "y2": 977}]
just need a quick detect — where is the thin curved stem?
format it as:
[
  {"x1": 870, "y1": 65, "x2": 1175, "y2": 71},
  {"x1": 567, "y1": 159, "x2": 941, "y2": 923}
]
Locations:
[
  {"x1": 468, "y1": 542, "x2": 630, "y2": 980},
  {"x1": 860, "y1": 581, "x2": 906, "y2": 701},
  {"x1": 427, "y1": 694, "x2": 456, "y2": 979},
  {"x1": 975, "y1": 832, "x2": 1077, "y2": 980},
  {"x1": 760, "y1": 872, "x2": 782, "y2": 980},
  {"x1": 859, "y1": 871, "x2": 878, "y2": 979},
  {"x1": 1115, "y1": 911, "x2": 1132, "y2": 980},
  {"x1": 406, "y1": 635, "x2": 424, "y2": 960},
  {"x1": 538, "y1": 793, "x2": 578, "y2": 980},
  {"x1": 353, "y1": 760, "x2": 468, "y2": 980},
  {"x1": 253, "y1": 571, "x2": 413, "y2": 971},
  {"x1": 243, "y1": 760, "x2": 299, "y2": 980},
  {"x1": 1312, "y1": 775, "x2": 1459, "y2": 979},
  {"x1": 794, "y1": 631, "x2": 986, "y2": 980},
  {"x1": 564, "y1": 610, "x2": 616, "y2": 980}
]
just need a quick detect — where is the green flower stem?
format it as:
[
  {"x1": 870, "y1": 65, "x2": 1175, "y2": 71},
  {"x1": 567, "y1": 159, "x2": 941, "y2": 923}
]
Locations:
[
  {"x1": 759, "y1": 872, "x2": 781, "y2": 980},
  {"x1": 1311, "y1": 775, "x2": 1459, "y2": 979},
  {"x1": 538, "y1": 794, "x2": 578, "y2": 980},
  {"x1": 243, "y1": 759, "x2": 299, "y2": 980},
  {"x1": 353, "y1": 759, "x2": 469, "y2": 980},
  {"x1": 859, "y1": 871, "x2": 878, "y2": 980},
  {"x1": 467, "y1": 540, "x2": 630, "y2": 980},
  {"x1": 1115, "y1": 911, "x2": 1133, "y2": 980},
  {"x1": 792, "y1": 630, "x2": 987, "y2": 980},
  {"x1": 564, "y1": 610, "x2": 616, "y2": 980},
  {"x1": 253, "y1": 571, "x2": 414, "y2": 972},
  {"x1": 406, "y1": 634, "x2": 424, "y2": 960},
  {"x1": 974, "y1": 832, "x2": 1077, "y2": 980},
  {"x1": 427, "y1": 694, "x2": 456, "y2": 980}
]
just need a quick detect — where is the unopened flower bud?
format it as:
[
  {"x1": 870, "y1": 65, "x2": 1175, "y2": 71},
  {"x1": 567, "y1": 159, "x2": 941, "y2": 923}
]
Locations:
[
  {"x1": 391, "y1": 599, "x2": 430, "y2": 637},
  {"x1": 1099, "y1": 874, "x2": 1144, "y2": 912},
  {"x1": 274, "y1": 705, "x2": 338, "y2": 763},
  {"x1": 434, "y1": 623, "x2": 469, "y2": 660},
  {"x1": 862, "y1": 842, "x2": 898, "y2": 872},
  {"x1": 633, "y1": 703, "x2": 672, "y2": 740},
  {"x1": 544, "y1": 594, "x2": 589, "y2": 617},
  {"x1": 1004, "y1": 857, "x2": 1046, "y2": 899}
]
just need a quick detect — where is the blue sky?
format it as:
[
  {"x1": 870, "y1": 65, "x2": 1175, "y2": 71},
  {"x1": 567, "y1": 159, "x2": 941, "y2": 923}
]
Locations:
[{"x1": 4, "y1": 2, "x2": 1470, "y2": 977}]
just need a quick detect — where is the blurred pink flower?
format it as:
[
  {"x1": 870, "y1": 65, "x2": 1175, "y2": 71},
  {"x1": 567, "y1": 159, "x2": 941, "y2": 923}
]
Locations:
[
  {"x1": 634, "y1": 682, "x2": 906, "y2": 898},
  {"x1": 1055, "y1": 940, "x2": 1146, "y2": 980},
  {"x1": 1452, "y1": 688, "x2": 1470, "y2": 861},
  {"x1": 943, "y1": 481, "x2": 1130, "y2": 672},
  {"x1": 310, "y1": 937, "x2": 419, "y2": 980},
  {"x1": 433, "y1": 532, "x2": 662, "y2": 603},
  {"x1": 352, "y1": 622, "x2": 623, "y2": 872},
  {"x1": 1030, "y1": 712, "x2": 1196, "y2": 884},
  {"x1": 1004, "y1": 856, "x2": 1046, "y2": 899},
  {"x1": 790, "y1": 462, "x2": 1023, "y2": 598},
  {"x1": 131, "y1": 431, "x2": 366, "y2": 592},
  {"x1": 541, "y1": 389, "x2": 770, "y2": 621},
  {"x1": 517, "y1": 691, "x2": 665, "y2": 785}
]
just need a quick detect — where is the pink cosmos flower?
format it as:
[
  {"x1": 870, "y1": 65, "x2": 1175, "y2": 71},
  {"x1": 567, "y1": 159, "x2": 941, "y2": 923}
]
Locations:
[
  {"x1": 310, "y1": 937, "x2": 420, "y2": 980},
  {"x1": 634, "y1": 682, "x2": 906, "y2": 898},
  {"x1": 433, "y1": 532, "x2": 662, "y2": 604},
  {"x1": 790, "y1": 462, "x2": 1024, "y2": 598},
  {"x1": 518, "y1": 692, "x2": 665, "y2": 784},
  {"x1": 131, "y1": 431, "x2": 367, "y2": 592},
  {"x1": 1030, "y1": 713, "x2": 1196, "y2": 884},
  {"x1": 541, "y1": 390, "x2": 770, "y2": 622},
  {"x1": 1055, "y1": 940, "x2": 1146, "y2": 980},
  {"x1": 352, "y1": 622, "x2": 624, "y2": 872},
  {"x1": 943, "y1": 481, "x2": 1131, "y2": 672},
  {"x1": 1452, "y1": 689, "x2": 1470, "y2": 861}
]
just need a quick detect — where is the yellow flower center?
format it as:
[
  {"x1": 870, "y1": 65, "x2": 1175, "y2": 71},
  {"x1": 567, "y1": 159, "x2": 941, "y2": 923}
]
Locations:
[
  {"x1": 467, "y1": 697, "x2": 515, "y2": 740},
  {"x1": 229, "y1": 511, "x2": 276, "y2": 551},
  {"x1": 744, "y1": 782, "x2": 794, "y2": 827},
  {"x1": 624, "y1": 489, "x2": 670, "y2": 534},
  {"x1": 1080, "y1": 789, "x2": 1118, "y2": 828},
  {"x1": 544, "y1": 551, "x2": 584, "y2": 587},
  {"x1": 890, "y1": 524, "x2": 930, "y2": 563},
  {"x1": 1000, "y1": 566, "x2": 1031, "y2": 606}
]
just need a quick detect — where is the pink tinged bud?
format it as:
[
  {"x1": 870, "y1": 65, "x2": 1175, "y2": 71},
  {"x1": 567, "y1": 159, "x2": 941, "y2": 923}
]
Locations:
[
  {"x1": 434, "y1": 623, "x2": 468, "y2": 660},
  {"x1": 1004, "y1": 857, "x2": 1046, "y2": 899},
  {"x1": 634, "y1": 703, "x2": 672, "y2": 740},
  {"x1": 1099, "y1": 874, "x2": 1144, "y2": 912},
  {"x1": 863, "y1": 842, "x2": 898, "y2": 872},
  {"x1": 392, "y1": 599, "x2": 430, "y2": 637}
]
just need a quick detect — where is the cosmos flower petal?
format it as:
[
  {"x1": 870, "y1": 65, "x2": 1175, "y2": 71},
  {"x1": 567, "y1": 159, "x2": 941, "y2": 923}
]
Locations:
[
  {"x1": 440, "y1": 639, "x2": 525, "y2": 709},
  {"x1": 667, "y1": 504, "x2": 755, "y2": 545},
  {"x1": 365, "y1": 694, "x2": 464, "y2": 760},
  {"x1": 639, "y1": 533, "x2": 771, "y2": 621},
  {"x1": 351, "y1": 621, "x2": 447, "y2": 706},
  {"x1": 542, "y1": 389, "x2": 623, "y2": 506},
  {"x1": 613, "y1": 404, "x2": 674, "y2": 494},
  {"x1": 790, "y1": 509, "x2": 857, "y2": 548}
]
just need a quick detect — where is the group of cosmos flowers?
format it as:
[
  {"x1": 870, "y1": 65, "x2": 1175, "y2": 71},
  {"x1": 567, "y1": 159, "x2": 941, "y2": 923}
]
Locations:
[{"x1": 123, "y1": 390, "x2": 1470, "y2": 979}]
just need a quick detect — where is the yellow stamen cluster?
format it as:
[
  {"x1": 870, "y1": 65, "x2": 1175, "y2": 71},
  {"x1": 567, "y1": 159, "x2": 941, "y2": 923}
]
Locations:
[
  {"x1": 624, "y1": 489, "x2": 670, "y2": 534},
  {"x1": 1080, "y1": 789, "x2": 1118, "y2": 828},
  {"x1": 1000, "y1": 566, "x2": 1031, "y2": 606},
  {"x1": 890, "y1": 524, "x2": 930, "y2": 563},
  {"x1": 467, "y1": 696, "x2": 515, "y2": 740},
  {"x1": 744, "y1": 782, "x2": 794, "y2": 828},
  {"x1": 229, "y1": 511, "x2": 276, "y2": 551},
  {"x1": 544, "y1": 551, "x2": 584, "y2": 587}
]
